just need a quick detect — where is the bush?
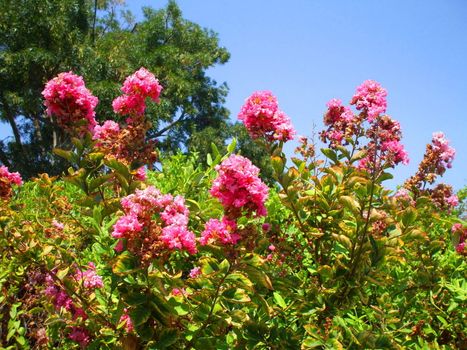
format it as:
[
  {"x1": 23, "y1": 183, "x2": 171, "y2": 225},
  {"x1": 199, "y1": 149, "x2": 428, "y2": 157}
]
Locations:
[{"x1": 0, "y1": 72, "x2": 465, "y2": 349}]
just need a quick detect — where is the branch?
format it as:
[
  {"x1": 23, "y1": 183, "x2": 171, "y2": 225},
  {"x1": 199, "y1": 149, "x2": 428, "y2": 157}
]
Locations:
[
  {"x1": 152, "y1": 111, "x2": 187, "y2": 138},
  {"x1": 92, "y1": 0, "x2": 98, "y2": 43}
]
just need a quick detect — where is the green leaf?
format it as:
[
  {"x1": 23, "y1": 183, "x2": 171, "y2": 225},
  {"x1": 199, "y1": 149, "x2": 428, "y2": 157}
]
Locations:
[
  {"x1": 350, "y1": 149, "x2": 367, "y2": 163},
  {"x1": 56, "y1": 267, "x2": 69, "y2": 280},
  {"x1": 210, "y1": 142, "x2": 220, "y2": 159},
  {"x1": 227, "y1": 137, "x2": 237, "y2": 154},
  {"x1": 402, "y1": 207, "x2": 418, "y2": 227},
  {"x1": 112, "y1": 251, "x2": 135, "y2": 275},
  {"x1": 273, "y1": 292, "x2": 287, "y2": 309},
  {"x1": 243, "y1": 265, "x2": 273, "y2": 290},
  {"x1": 53, "y1": 148, "x2": 73, "y2": 162},
  {"x1": 377, "y1": 171, "x2": 393, "y2": 183},
  {"x1": 41, "y1": 245, "x2": 54, "y2": 257},
  {"x1": 173, "y1": 304, "x2": 189, "y2": 316},
  {"x1": 199, "y1": 257, "x2": 219, "y2": 274},
  {"x1": 271, "y1": 156, "x2": 285, "y2": 175},
  {"x1": 130, "y1": 304, "x2": 151, "y2": 327},
  {"x1": 88, "y1": 174, "x2": 113, "y2": 193},
  {"x1": 223, "y1": 288, "x2": 251, "y2": 303},
  {"x1": 339, "y1": 195, "x2": 360, "y2": 214},
  {"x1": 126, "y1": 293, "x2": 148, "y2": 306},
  {"x1": 219, "y1": 259, "x2": 230, "y2": 273},
  {"x1": 302, "y1": 338, "x2": 324, "y2": 348},
  {"x1": 225, "y1": 272, "x2": 254, "y2": 289},
  {"x1": 155, "y1": 329, "x2": 179, "y2": 348},
  {"x1": 106, "y1": 159, "x2": 131, "y2": 179},
  {"x1": 321, "y1": 148, "x2": 339, "y2": 163}
]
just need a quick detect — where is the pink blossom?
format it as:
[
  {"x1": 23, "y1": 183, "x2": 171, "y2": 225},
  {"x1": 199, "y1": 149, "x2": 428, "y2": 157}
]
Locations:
[
  {"x1": 73, "y1": 308, "x2": 87, "y2": 321},
  {"x1": 432, "y1": 132, "x2": 455, "y2": 169},
  {"x1": 113, "y1": 68, "x2": 163, "y2": 118},
  {"x1": 262, "y1": 223, "x2": 271, "y2": 232},
  {"x1": 210, "y1": 155, "x2": 269, "y2": 218},
  {"x1": 93, "y1": 120, "x2": 120, "y2": 142},
  {"x1": 200, "y1": 217, "x2": 240, "y2": 245},
  {"x1": 456, "y1": 242, "x2": 466, "y2": 254},
  {"x1": 52, "y1": 219, "x2": 64, "y2": 231},
  {"x1": 320, "y1": 99, "x2": 355, "y2": 147},
  {"x1": 114, "y1": 240, "x2": 124, "y2": 252},
  {"x1": 238, "y1": 91, "x2": 295, "y2": 142},
  {"x1": 134, "y1": 167, "x2": 147, "y2": 181},
  {"x1": 114, "y1": 186, "x2": 197, "y2": 255},
  {"x1": 451, "y1": 223, "x2": 463, "y2": 233},
  {"x1": 119, "y1": 308, "x2": 134, "y2": 333},
  {"x1": 161, "y1": 225, "x2": 197, "y2": 254},
  {"x1": 324, "y1": 99, "x2": 354, "y2": 125},
  {"x1": 161, "y1": 196, "x2": 190, "y2": 226},
  {"x1": 42, "y1": 72, "x2": 98, "y2": 133},
  {"x1": 268, "y1": 244, "x2": 276, "y2": 251},
  {"x1": 350, "y1": 80, "x2": 387, "y2": 121},
  {"x1": 44, "y1": 275, "x2": 73, "y2": 312},
  {"x1": 446, "y1": 194, "x2": 459, "y2": 207},
  {"x1": 394, "y1": 188, "x2": 411, "y2": 201},
  {"x1": 171, "y1": 288, "x2": 186, "y2": 296},
  {"x1": 120, "y1": 186, "x2": 169, "y2": 216},
  {"x1": 112, "y1": 214, "x2": 143, "y2": 238},
  {"x1": 381, "y1": 140, "x2": 410, "y2": 165},
  {"x1": 189, "y1": 267, "x2": 201, "y2": 279},
  {"x1": 74, "y1": 263, "x2": 103, "y2": 289},
  {"x1": 68, "y1": 327, "x2": 90, "y2": 347},
  {"x1": 112, "y1": 94, "x2": 146, "y2": 116},
  {"x1": 0, "y1": 166, "x2": 22, "y2": 186},
  {"x1": 121, "y1": 67, "x2": 163, "y2": 102}
]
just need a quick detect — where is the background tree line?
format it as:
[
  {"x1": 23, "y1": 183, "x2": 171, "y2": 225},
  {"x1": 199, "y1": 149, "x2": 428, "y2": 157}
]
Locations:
[{"x1": 0, "y1": 0, "x2": 272, "y2": 180}]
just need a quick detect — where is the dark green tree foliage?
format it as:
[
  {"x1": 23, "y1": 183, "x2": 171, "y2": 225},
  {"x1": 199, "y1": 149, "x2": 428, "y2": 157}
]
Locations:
[
  {"x1": 0, "y1": 0, "x2": 233, "y2": 178},
  {"x1": 0, "y1": 0, "x2": 92, "y2": 176}
]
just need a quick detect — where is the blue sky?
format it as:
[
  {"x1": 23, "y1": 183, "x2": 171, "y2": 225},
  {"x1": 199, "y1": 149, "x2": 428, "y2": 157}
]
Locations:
[{"x1": 1, "y1": 0, "x2": 466, "y2": 190}]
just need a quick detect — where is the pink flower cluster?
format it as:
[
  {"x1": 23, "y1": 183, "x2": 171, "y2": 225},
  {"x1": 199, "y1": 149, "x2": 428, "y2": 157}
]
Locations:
[
  {"x1": 452, "y1": 224, "x2": 466, "y2": 255},
  {"x1": 393, "y1": 188, "x2": 412, "y2": 202},
  {"x1": 44, "y1": 274, "x2": 87, "y2": 321},
  {"x1": 446, "y1": 194, "x2": 459, "y2": 207},
  {"x1": 0, "y1": 166, "x2": 22, "y2": 185},
  {"x1": 200, "y1": 217, "x2": 240, "y2": 245},
  {"x1": 113, "y1": 186, "x2": 197, "y2": 256},
  {"x1": 359, "y1": 115, "x2": 409, "y2": 170},
  {"x1": 405, "y1": 132, "x2": 456, "y2": 192},
  {"x1": 432, "y1": 132, "x2": 456, "y2": 169},
  {"x1": 42, "y1": 72, "x2": 98, "y2": 134},
  {"x1": 238, "y1": 91, "x2": 295, "y2": 142},
  {"x1": 112, "y1": 67, "x2": 163, "y2": 119},
  {"x1": 350, "y1": 80, "x2": 387, "y2": 121},
  {"x1": 0, "y1": 166, "x2": 22, "y2": 200},
  {"x1": 68, "y1": 327, "x2": 90, "y2": 347},
  {"x1": 189, "y1": 266, "x2": 202, "y2": 279},
  {"x1": 320, "y1": 98, "x2": 355, "y2": 146},
  {"x1": 210, "y1": 154, "x2": 269, "y2": 218},
  {"x1": 93, "y1": 120, "x2": 120, "y2": 144},
  {"x1": 119, "y1": 308, "x2": 134, "y2": 333},
  {"x1": 74, "y1": 262, "x2": 104, "y2": 289}
]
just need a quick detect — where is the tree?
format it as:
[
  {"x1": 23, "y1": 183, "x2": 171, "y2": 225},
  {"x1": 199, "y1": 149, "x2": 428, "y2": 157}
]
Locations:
[{"x1": 0, "y1": 0, "x2": 231, "y2": 178}]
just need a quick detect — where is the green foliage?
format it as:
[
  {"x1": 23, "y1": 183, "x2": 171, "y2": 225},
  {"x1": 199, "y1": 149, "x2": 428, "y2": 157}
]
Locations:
[
  {"x1": 0, "y1": 0, "x2": 234, "y2": 179},
  {"x1": 0, "y1": 62, "x2": 465, "y2": 348}
]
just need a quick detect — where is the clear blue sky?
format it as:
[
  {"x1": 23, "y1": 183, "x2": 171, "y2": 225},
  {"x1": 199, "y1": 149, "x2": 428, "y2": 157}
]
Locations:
[{"x1": 1, "y1": 0, "x2": 466, "y2": 190}]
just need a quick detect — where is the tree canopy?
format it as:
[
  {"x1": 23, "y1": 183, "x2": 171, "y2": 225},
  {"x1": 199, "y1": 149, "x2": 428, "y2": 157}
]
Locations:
[{"x1": 0, "y1": 0, "x2": 236, "y2": 178}]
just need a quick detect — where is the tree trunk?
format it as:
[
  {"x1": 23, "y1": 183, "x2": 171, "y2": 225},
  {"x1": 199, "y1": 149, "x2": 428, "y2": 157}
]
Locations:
[
  {"x1": 0, "y1": 145, "x2": 11, "y2": 167},
  {"x1": 1, "y1": 99, "x2": 23, "y2": 152}
]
